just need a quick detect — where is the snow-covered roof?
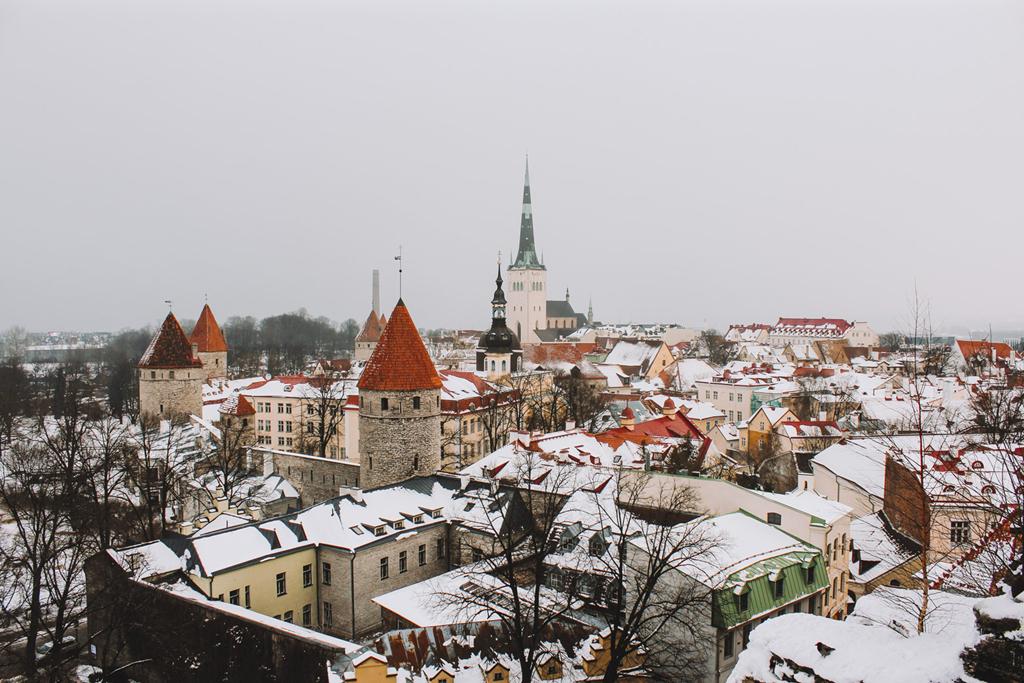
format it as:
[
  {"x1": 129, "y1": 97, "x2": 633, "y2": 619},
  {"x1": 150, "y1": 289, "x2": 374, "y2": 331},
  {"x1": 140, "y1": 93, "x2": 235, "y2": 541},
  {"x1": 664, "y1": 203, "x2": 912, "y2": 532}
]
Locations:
[
  {"x1": 755, "y1": 490, "x2": 852, "y2": 526},
  {"x1": 726, "y1": 588, "x2": 982, "y2": 683},
  {"x1": 811, "y1": 437, "x2": 891, "y2": 499}
]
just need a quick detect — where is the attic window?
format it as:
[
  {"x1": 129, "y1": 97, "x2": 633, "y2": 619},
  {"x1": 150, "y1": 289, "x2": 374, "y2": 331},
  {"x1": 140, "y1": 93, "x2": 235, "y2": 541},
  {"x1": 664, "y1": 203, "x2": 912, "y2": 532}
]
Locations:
[
  {"x1": 736, "y1": 590, "x2": 749, "y2": 612},
  {"x1": 429, "y1": 509, "x2": 442, "y2": 519},
  {"x1": 981, "y1": 485, "x2": 995, "y2": 495},
  {"x1": 350, "y1": 526, "x2": 364, "y2": 535},
  {"x1": 392, "y1": 520, "x2": 404, "y2": 530},
  {"x1": 805, "y1": 564, "x2": 815, "y2": 585},
  {"x1": 971, "y1": 461, "x2": 983, "y2": 470},
  {"x1": 373, "y1": 526, "x2": 386, "y2": 536},
  {"x1": 774, "y1": 575, "x2": 785, "y2": 598},
  {"x1": 412, "y1": 514, "x2": 423, "y2": 524}
]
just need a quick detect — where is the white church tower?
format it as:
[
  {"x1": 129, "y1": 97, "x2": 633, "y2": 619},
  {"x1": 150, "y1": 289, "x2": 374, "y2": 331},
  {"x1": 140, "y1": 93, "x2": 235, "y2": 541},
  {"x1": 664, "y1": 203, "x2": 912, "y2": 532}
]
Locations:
[{"x1": 506, "y1": 157, "x2": 547, "y2": 344}]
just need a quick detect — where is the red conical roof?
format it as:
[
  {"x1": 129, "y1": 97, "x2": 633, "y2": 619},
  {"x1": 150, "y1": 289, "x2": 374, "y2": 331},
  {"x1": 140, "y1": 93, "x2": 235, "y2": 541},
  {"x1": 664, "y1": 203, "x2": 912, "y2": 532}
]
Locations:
[
  {"x1": 138, "y1": 312, "x2": 204, "y2": 369},
  {"x1": 380, "y1": 313, "x2": 387, "y2": 326},
  {"x1": 190, "y1": 304, "x2": 228, "y2": 353},
  {"x1": 358, "y1": 299, "x2": 442, "y2": 391},
  {"x1": 355, "y1": 309, "x2": 385, "y2": 343}
]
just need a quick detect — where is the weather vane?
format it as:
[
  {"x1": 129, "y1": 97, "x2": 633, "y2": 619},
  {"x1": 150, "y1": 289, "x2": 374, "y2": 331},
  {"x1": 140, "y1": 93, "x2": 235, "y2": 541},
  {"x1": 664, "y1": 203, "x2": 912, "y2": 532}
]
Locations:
[
  {"x1": 497, "y1": 250, "x2": 502, "y2": 268},
  {"x1": 395, "y1": 246, "x2": 403, "y2": 298},
  {"x1": 165, "y1": 300, "x2": 173, "y2": 311}
]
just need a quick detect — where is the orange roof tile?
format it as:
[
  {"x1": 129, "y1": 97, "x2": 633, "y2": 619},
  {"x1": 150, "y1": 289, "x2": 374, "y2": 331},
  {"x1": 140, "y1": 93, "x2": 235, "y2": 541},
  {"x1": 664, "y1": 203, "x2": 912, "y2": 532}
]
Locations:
[
  {"x1": 190, "y1": 304, "x2": 228, "y2": 353},
  {"x1": 358, "y1": 299, "x2": 442, "y2": 391},
  {"x1": 219, "y1": 394, "x2": 256, "y2": 416},
  {"x1": 355, "y1": 310, "x2": 385, "y2": 343},
  {"x1": 138, "y1": 312, "x2": 204, "y2": 369}
]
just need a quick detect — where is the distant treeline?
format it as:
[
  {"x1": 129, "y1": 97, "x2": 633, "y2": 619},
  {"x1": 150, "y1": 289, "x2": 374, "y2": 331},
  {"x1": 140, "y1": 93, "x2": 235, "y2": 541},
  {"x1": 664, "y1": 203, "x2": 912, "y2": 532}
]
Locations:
[{"x1": 102, "y1": 310, "x2": 361, "y2": 378}]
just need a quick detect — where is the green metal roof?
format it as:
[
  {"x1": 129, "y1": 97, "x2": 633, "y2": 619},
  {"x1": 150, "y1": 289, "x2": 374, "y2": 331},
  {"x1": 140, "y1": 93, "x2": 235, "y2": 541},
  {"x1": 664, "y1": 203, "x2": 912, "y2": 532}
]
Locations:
[{"x1": 711, "y1": 552, "x2": 828, "y2": 629}]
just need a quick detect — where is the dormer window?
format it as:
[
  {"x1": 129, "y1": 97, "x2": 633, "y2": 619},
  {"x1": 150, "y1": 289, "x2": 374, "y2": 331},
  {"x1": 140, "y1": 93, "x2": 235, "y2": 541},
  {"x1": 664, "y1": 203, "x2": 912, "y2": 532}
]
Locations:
[
  {"x1": 736, "y1": 590, "x2": 749, "y2": 612},
  {"x1": 412, "y1": 514, "x2": 423, "y2": 524},
  {"x1": 392, "y1": 520, "x2": 404, "y2": 530}
]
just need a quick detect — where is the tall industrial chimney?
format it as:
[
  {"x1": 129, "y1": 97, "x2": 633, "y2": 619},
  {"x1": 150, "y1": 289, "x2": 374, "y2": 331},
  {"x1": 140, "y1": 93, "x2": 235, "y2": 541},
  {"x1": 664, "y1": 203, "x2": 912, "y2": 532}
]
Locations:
[{"x1": 372, "y1": 270, "x2": 380, "y2": 316}]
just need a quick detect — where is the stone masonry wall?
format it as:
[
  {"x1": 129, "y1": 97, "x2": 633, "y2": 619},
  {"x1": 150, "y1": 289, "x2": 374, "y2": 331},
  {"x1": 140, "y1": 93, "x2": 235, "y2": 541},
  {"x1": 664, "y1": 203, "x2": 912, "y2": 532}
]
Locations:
[
  {"x1": 197, "y1": 350, "x2": 228, "y2": 379},
  {"x1": 265, "y1": 449, "x2": 360, "y2": 506},
  {"x1": 139, "y1": 369, "x2": 203, "y2": 419},
  {"x1": 319, "y1": 522, "x2": 451, "y2": 638},
  {"x1": 359, "y1": 388, "x2": 441, "y2": 491}
]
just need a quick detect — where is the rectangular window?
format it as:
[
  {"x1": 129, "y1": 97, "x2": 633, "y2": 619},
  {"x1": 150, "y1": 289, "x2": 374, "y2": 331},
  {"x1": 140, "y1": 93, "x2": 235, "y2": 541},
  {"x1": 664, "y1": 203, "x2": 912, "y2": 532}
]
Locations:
[
  {"x1": 729, "y1": 410, "x2": 734, "y2": 421},
  {"x1": 285, "y1": 437, "x2": 292, "y2": 446},
  {"x1": 302, "y1": 604, "x2": 311, "y2": 627},
  {"x1": 276, "y1": 572, "x2": 286, "y2": 596},
  {"x1": 283, "y1": 610, "x2": 293, "y2": 623},
  {"x1": 705, "y1": 390, "x2": 710, "y2": 399},
  {"x1": 774, "y1": 576, "x2": 785, "y2": 598},
  {"x1": 738, "y1": 591, "x2": 749, "y2": 612},
  {"x1": 713, "y1": 391, "x2": 719, "y2": 400},
  {"x1": 229, "y1": 589, "x2": 240, "y2": 605},
  {"x1": 737, "y1": 393, "x2": 743, "y2": 402},
  {"x1": 278, "y1": 403, "x2": 284, "y2": 413},
  {"x1": 244, "y1": 585, "x2": 250, "y2": 608},
  {"x1": 737, "y1": 411, "x2": 743, "y2": 421},
  {"x1": 323, "y1": 601, "x2": 333, "y2": 629},
  {"x1": 806, "y1": 565, "x2": 815, "y2": 585},
  {"x1": 278, "y1": 437, "x2": 285, "y2": 446},
  {"x1": 729, "y1": 393, "x2": 734, "y2": 402},
  {"x1": 303, "y1": 564, "x2": 312, "y2": 587},
  {"x1": 413, "y1": 396, "x2": 420, "y2": 409},
  {"x1": 285, "y1": 404, "x2": 292, "y2": 414},
  {"x1": 330, "y1": 446, "x2": 338, "y2": 458},
  {"x1": 380, "y1": 557, "x2": 389, "y2": 580},
  {"x1": 322, "y1": 562, "x2": 332, "y2": 585},
  {"x1": 950, "y1": 520, "x2": 971, "y2": 545},
  {"x1": 437, "y1": 537, "x2": 446, "y2": 560},
  {"x1": 724, "y1": 632, "x2": 734, "y2": 659},
  {"x1": 399, "y1": 551, "x2": 408, "y2": 573},
  {"x1": 418, "y1": 544, "x2": 427, "y2": 566},
  {"x1": 285, "y1": 421, "x2": 292, "y2": 433},
  {"x1": 381, "y1": 397, "x2": 389, "y2": 411}
]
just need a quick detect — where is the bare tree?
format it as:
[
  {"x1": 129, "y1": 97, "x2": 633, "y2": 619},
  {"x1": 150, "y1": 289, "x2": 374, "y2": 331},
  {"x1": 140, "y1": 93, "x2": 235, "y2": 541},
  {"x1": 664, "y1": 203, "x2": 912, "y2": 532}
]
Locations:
[
  {"x1": 697, "y1": 330, "x2": 738, "y2": 367},
  {"x1": 433, "y1": 454, "x2": 579, "y2": 683},
  {"x1": 593, "y1": 470, "x2": 717, "y2": 683},
  {"x1": 298, "y1": 375, "x2": 349, "y2": 459},
  {"x1": 879, "y1": 331, "x2": 904, "y2": 353}
]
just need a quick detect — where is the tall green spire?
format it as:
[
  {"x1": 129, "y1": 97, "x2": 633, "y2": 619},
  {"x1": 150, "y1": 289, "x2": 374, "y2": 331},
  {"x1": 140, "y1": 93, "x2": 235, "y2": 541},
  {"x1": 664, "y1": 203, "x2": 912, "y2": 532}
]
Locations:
[{"x1": 512, "y1": 156, "x2": 545, "y2": 270}]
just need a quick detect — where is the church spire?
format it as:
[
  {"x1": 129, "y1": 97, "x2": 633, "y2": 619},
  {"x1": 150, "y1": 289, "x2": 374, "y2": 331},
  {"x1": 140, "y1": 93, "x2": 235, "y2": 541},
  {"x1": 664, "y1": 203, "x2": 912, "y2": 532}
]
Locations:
[{"x1": 512, "y1": 156, "x2": 545, "y2": 270}]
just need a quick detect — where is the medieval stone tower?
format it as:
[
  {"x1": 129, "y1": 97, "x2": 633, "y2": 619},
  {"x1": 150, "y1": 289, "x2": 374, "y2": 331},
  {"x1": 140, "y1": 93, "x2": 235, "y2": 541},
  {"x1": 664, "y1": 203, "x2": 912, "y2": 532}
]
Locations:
[
  {"x1": 507, "y1": 157, "x2": 547, "y2": 344},
  {"x1": 357, "y1": 299, "x2": 442, "y2": 490},
  {"x1": 189, "y1": 304, "x2": 228, "y2": 380},
  {"x1": 138, "y1": 312, "x2": 204, "y2": 419}
]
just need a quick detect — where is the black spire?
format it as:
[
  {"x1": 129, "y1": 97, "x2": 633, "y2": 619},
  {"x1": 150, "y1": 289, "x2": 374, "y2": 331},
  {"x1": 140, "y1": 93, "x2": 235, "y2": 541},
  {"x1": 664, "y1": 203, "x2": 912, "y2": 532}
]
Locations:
[
  {"x1": 492, "y1": 264, "x2": 507, "y2": 310},
  {"x1": 479, "y1": 262, "x2": 520, "y2": 355},
  {"x1": 512, "y1": 157, "x2": 545, "y2": 270}
]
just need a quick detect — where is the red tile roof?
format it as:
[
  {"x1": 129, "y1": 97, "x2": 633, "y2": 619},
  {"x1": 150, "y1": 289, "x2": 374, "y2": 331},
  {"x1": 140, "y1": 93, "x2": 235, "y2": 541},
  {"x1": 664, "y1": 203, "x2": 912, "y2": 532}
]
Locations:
[
  {"x1": 605, "y1": 412, "x2": 705, "y2": 440},
  {"x1": 356, "y1": 310, "x2": 385, "y2": 343},
  {"x1": 190, "y1": 304, "x2": 228, "y2": 353},
  {"x1": 219, "y1": 394, "x2": 256, "y2": 416},
  {"x1": 358, "y1": 300, "x2": 442, "y2": 391},
  {"x1": 138, "y1": 312, "x2": 204, "y2": 369},
  {"x1": 956, "y1": 340, "x2": 1017, "y2": 361}
]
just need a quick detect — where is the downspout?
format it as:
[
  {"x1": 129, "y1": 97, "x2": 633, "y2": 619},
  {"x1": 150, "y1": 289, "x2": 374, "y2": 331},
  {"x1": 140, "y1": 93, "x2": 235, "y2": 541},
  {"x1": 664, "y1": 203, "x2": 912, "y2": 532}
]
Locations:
[{"x1": 349, "y1": 550, "x2": 357, "y2": 638}]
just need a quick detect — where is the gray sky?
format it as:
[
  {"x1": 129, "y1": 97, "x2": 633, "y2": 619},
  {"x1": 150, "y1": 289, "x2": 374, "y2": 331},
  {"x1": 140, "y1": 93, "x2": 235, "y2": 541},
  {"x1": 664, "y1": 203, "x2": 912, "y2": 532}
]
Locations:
[{"x1": 2, "y1": 0, "x2": 1023, "y2": 336}]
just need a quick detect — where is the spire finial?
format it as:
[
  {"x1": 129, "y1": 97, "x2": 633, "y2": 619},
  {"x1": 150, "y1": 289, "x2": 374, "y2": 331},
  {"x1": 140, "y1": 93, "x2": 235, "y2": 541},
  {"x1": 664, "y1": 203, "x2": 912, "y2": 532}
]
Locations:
[{"x1": 165, "y1": 299, "x2": 173, "y2": 312}]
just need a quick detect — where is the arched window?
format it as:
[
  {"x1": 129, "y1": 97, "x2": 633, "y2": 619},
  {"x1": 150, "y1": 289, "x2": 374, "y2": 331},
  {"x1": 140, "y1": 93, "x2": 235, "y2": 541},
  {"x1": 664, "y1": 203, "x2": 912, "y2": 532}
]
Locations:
[
  {"x1": 502, "y1": 360, "x2": 507, "y2": 371},
  {"x1": 490, "y1": 361, "x2": 495, "y2": 371}
]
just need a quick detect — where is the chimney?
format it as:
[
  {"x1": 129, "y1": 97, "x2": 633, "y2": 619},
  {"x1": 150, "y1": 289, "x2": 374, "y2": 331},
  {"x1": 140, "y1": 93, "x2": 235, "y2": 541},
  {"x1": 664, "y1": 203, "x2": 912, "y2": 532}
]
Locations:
[
  {"x1": 819, "y1": 410, "x2": 827, "y2": 422},
  {"x1": 338, "y1": 485, "x2": 363, "y2": 503},
  {"x1": 565, "y1": 420, "x2": 576, "y2": 430},
  {"x1": 191, "y1": 342, "x2": 199, "y2": 360}
]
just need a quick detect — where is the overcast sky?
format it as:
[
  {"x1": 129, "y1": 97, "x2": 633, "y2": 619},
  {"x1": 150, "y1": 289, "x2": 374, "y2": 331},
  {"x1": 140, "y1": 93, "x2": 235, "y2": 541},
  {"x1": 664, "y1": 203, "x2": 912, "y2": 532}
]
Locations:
[{"x1": 2, "y1": 0, "x2": 1022, "y2": 336}]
